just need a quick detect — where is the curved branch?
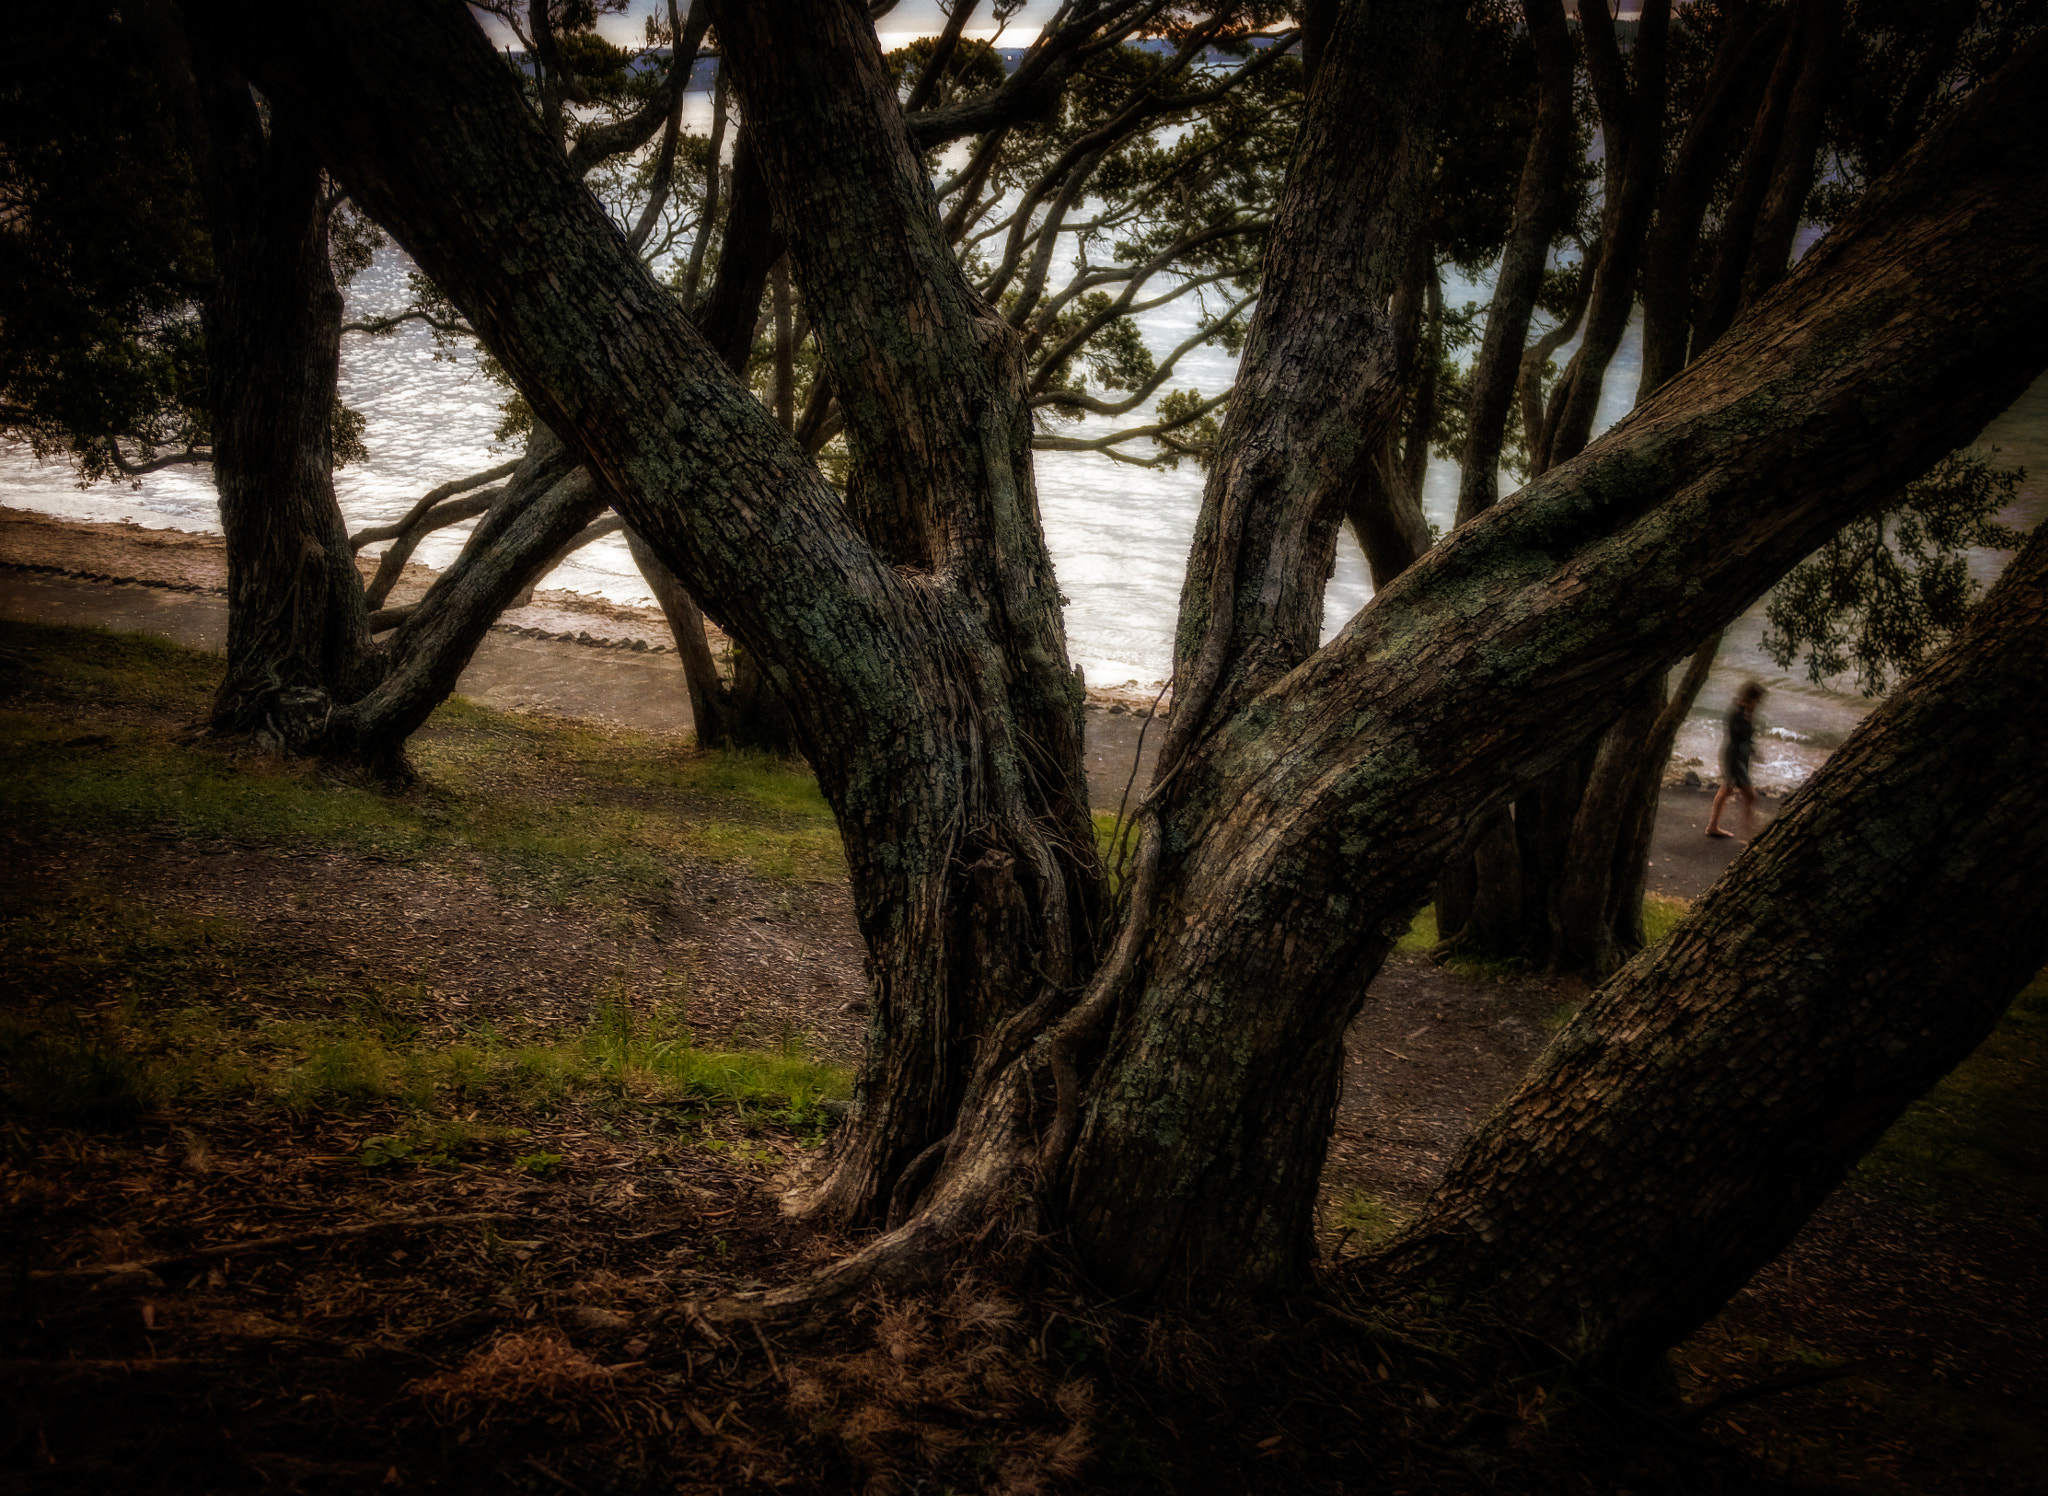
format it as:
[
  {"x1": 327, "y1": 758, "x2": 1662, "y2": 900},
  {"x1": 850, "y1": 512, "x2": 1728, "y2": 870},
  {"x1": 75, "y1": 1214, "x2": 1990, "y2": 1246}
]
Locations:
[
  {"x1": 1032, "y1": 291, "x2": 1255, "y2": 417},
  {"x1": 1031, "y1": 389, "x2": 1228, "y2": 461},
  {"x1": 110, "y1": 445, "x2": 213, "y2": 476},
  {"x1": 347, "y1": 458, "x2": 521, "y2": 552},
  {"x1": 340, "y1": 307, "x2": 476, "y2": 338}
]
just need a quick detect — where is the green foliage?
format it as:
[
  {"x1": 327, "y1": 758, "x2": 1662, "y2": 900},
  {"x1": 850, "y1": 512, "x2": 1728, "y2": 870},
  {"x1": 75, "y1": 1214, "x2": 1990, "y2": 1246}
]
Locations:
[
  {"x1": 1762, "y1": 450, "x2": 2028, "y2": 695},
  {"x1": 883, "y1": 35, "x2": 1010, "y2": 107},
  {"x1": 0, "y1": 12, "x2": 212, "y2": 481},
  {"x1": 1150, "y1": 388, "x2": 1224, "y2": 470}
]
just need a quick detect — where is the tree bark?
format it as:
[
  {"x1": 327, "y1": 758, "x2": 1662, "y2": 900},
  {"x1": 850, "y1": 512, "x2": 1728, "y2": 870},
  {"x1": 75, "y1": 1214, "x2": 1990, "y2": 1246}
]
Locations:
[
  {"x1": 1371, "y1": 522, "x2": 2048, "y2": 1372},
  {"x1": 708, "y1": 0, "x2": 1101, "y2": 1221},
  {"x1": 1538, "y1": 0, "x2": 1669, "y2": 471},
  {"x1": 1455, "y1": 0, "x2": 1573, "y2": 526},
  {"x1": 321, "y1": 429, "x2": 606, "y2": 778},
  {"x1": 190, "y1": 42, "x2": 376, "y2": 749},
  {"x1": 198, "y1": 0, "x2": 2048, "y2": 1312}
]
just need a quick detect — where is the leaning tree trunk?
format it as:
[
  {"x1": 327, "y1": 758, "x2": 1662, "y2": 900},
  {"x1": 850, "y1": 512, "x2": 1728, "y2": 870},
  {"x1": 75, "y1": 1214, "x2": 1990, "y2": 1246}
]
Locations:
[
  {"x1": 1371, "y1": 521, "x2": 2048, "y2": 1372},
  {"x1": 191, "y1": 43, "x2": 377, "y2": 747},
  {"x1": 990, "y1": 29, "x2": 2048, "y2": 1298}
]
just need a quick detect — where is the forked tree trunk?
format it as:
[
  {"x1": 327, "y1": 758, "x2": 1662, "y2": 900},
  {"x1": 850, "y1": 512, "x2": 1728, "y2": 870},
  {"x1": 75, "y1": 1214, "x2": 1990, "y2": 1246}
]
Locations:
[
  {"x1": 1372, "y1": 523, "x2": 2048, "y2": 1371},
  {"x1": 206, "y1": 0, "x2": 2048, "y2": 1317}
]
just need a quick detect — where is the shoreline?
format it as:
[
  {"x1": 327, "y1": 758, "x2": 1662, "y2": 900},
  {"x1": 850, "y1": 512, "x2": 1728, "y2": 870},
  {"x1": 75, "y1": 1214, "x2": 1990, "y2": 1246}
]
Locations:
[{"x1": 0, "y1": 505, "x2": 1175, "y2": 713}]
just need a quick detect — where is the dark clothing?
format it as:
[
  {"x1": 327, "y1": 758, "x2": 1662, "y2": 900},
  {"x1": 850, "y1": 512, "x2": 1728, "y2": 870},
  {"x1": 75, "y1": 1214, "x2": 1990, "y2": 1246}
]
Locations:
[{"x1": 1722, "y1": 705, "x2": 1755, "y2": 790}]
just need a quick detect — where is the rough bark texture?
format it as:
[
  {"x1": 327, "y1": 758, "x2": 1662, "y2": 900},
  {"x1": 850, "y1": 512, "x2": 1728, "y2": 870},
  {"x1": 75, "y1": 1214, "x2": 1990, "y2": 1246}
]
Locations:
[
  {"x1": 1045, "y1": 34, "x2": 2048, "y2": 1295},
  {"x1": 191, "y1": 45, "x2": 376, "y2": 747},
  {"x1": 707, "y1": 0, "x2": 1101, "y2": 1223},
  {"x1": 197, "y1": 0, "x2": 2048, "y2": 1312},
  {"x1": 1165, "y1": 0, "x2": 1457, "y2": 752},
  {"x1": 1371, "y1": 523, "x2": 2048, "y2": 1371}
]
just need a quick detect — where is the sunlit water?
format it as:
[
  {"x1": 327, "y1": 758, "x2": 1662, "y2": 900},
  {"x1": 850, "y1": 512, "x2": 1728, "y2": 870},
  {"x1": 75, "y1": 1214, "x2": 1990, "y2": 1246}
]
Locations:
[{"x1": 5, "y1": 164, "x2": 2042, "y2": 794}]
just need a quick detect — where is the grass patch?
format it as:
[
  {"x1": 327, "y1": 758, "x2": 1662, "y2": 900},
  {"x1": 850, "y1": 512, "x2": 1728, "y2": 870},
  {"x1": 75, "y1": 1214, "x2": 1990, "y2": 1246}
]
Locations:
[
  {"x1": 1394, "y1": 904, "x2": 1439, "y2": 955},
  {"x1": 0, "y1": 891, "x2": 851, "y2": 1162},
  {"x1": 0, "y1": 621, "x2": 218, "y2": 714},
  {"x1": 0, "y1": 619, "x2": 846, "y2": 904},
  {"x1": 1331, "y1": 1190, "x2": 1411, "y2": 1249},
  {"x1": 1393, "y1": 895, "x2": 1694, "y2": 975},
  {"x1": 1853, "y1": 969, "x2": 2048, "y2": 1225},
  {"x1": 1641, "y1": 891, "x2": 1690, "y2": 944}
]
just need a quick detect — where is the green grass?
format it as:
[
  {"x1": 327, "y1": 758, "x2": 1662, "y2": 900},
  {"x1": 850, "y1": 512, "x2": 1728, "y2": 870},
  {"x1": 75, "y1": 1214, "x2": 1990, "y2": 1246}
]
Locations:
[
  {"x1": 1331, "y1": 1190, "x2": 1410, "y2": 1248},
  {"x1": 1393, "y1": 893, "x2": 1694, "y2": 975},
  {"x1": 1853, "y1": 970, "x2": 2048, "y2": 1224},
  {"x1": 0, "y1": 619, "x2": 846, "y2": 903},
  {"x1": 0, "y1": 890, "x2": 851, "y2": 1160}
]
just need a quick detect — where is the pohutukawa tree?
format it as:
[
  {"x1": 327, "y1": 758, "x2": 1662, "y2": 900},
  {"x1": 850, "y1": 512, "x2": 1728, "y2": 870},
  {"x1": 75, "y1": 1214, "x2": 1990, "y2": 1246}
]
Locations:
[{"x1": 186, "y1": 0, "x2": 2048, "y2": 1374}]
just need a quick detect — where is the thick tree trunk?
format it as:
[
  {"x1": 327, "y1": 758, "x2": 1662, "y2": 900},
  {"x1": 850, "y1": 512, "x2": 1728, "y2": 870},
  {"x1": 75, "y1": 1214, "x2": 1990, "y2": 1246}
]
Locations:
[
  {"x1": 1031, "y1": 35, "x2": 2048, "y2": 1296},
  {"x1": 206, "y1": 0, "x2": 2048, "y2": 1311},
  {"x1": 1371, "y1": 523, "x2": 2048, "y2": 1371},
  {"x1": 192, "y1": 48, "x2": 376, "y2": 748},
  {"x1": 707, "y1": 0, "x2": 1101, "y2": 1223}
]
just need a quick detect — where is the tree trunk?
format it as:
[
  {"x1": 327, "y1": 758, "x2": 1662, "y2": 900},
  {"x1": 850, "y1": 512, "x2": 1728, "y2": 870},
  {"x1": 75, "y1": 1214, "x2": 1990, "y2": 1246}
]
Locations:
[
  {"x1": 191, "y1": 44, "x2": 376, "y2": 749},
  {"x1": 321, "y1": 429, "x2": 607, "y2": 778},
  {"x1": 1343, "y1": 236, "x2": 1437, "y2": 589},
  {"x1": 1454, "y1": 0, "x2": 1573, "y2": 526},
  {"x1": 1550, "y1": 672, "x2": 1663, "y2": 979},
  {"x1": 624, "y1": 526, "x2": 738, "y2": 749},
  {"x1": 1371, "y1": 522, "x2": 2048, "y2": 1372},
  {"x1": 1538, "y1": 0, "x2": 1668, "y2": 470},
  {"x1": 1636, "y1": 7, "x2": 1780, "y2": 398},
  {"x1": 206, "y1": 0, "x2": 2048, "y2": 1311}
]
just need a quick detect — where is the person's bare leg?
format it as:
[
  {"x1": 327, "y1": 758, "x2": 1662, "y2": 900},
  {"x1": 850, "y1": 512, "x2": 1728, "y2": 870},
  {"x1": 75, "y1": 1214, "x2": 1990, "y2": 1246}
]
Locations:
[
  {"x1": 1738, "y1": 785, "x2": 1758, "y2": 839},
  {"x1": 1707, "y1": 784, "x2": 1735, "y2": 837}
]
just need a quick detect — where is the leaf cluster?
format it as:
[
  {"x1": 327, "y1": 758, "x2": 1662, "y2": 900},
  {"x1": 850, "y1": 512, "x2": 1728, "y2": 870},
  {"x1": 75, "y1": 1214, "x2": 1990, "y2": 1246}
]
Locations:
[
  {"x1": 0, "y1": 12, "x2": 212, "y2": 482},
  {"x1": 1762, "y1": 450, "x2": 2028, "y2": 695}
]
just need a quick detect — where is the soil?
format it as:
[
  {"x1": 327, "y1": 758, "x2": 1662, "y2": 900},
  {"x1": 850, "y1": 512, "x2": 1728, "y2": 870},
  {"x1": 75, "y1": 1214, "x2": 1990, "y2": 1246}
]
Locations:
[{"x1": 3, "y1": 512, "x2": 2042, "y2": 1494}]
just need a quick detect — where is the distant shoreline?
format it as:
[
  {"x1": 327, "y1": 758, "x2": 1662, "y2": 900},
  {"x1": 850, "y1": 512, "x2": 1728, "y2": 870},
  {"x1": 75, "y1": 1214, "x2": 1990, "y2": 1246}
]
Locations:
[{"x1": 0, "y1": 505, "x2": 1173, "y2": 713}]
